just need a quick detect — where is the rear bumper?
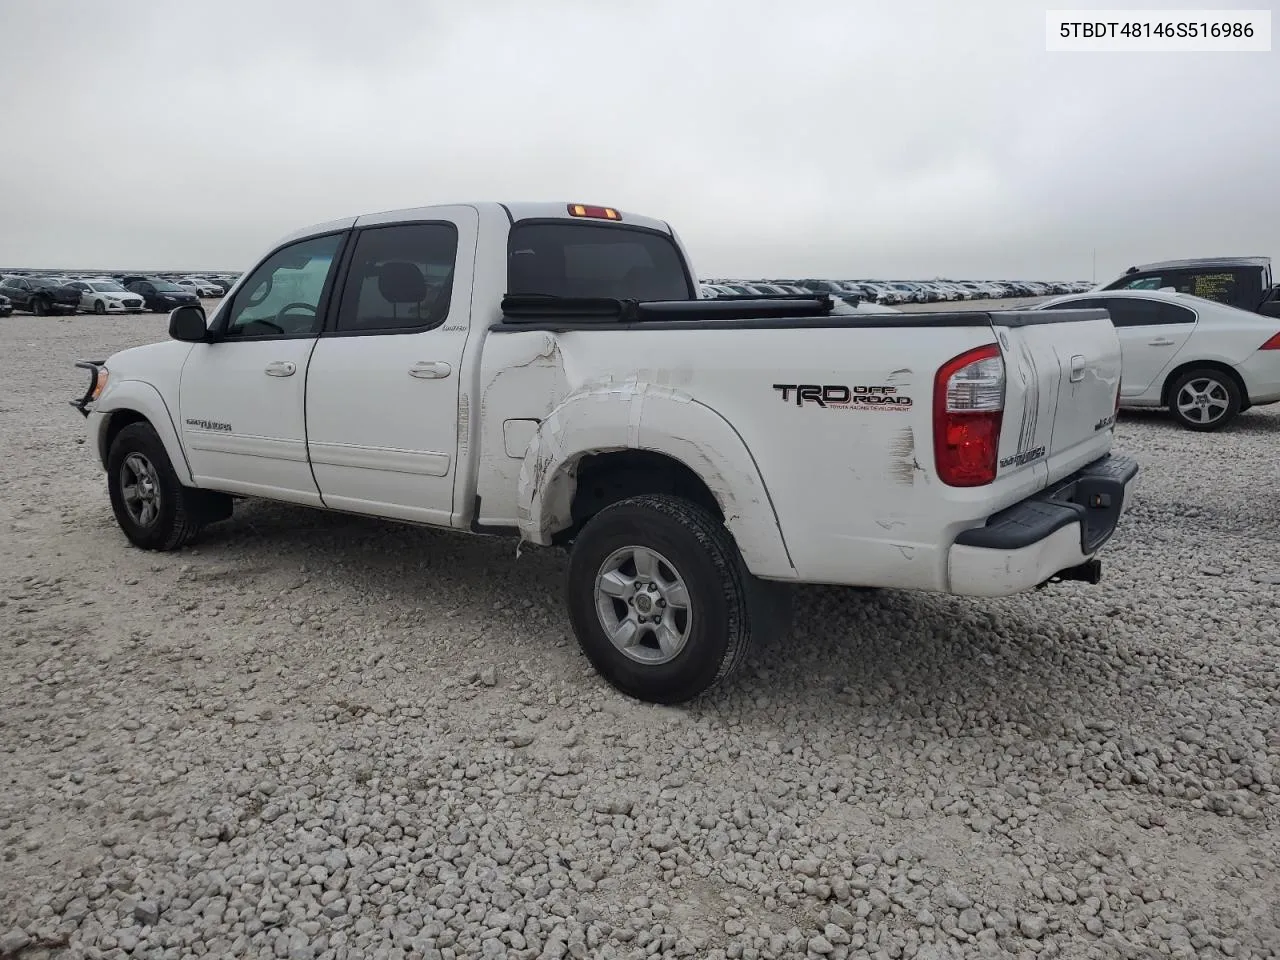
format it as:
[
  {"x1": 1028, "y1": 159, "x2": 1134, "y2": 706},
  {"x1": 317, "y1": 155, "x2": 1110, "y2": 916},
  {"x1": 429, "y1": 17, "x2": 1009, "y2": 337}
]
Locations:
[
  {"x1": 947, "y1": 454, "x2": 1139, "y2": 597},
  {"x1": 1239, "y1": 352, "x2": 1280, "y2": 404}
]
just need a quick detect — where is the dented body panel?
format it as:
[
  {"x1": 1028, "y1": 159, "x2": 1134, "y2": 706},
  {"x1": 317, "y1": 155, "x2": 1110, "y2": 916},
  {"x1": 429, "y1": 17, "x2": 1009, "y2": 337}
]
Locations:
[{"x1": 475, "y1": 321, "x2": 1123, "y2": 591}]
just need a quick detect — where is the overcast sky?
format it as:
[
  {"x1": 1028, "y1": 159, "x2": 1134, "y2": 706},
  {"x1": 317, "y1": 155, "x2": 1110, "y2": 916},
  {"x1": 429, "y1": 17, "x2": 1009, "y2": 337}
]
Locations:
[{"x1": 0, "y1": 0, "x2": 1276, "y2": 281}]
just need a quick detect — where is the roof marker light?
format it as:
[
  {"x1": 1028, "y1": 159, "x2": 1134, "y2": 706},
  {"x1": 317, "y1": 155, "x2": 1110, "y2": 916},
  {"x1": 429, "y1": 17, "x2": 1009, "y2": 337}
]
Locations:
[{"x1": 567, "y1": 204, "x2": 621, "y2": 221}]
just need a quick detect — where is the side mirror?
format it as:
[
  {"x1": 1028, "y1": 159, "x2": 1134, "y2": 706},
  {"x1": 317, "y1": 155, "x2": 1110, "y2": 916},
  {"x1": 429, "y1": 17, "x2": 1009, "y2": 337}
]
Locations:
[{"x1": 169, "y1": 304, "x2": 208, "y2": 342}]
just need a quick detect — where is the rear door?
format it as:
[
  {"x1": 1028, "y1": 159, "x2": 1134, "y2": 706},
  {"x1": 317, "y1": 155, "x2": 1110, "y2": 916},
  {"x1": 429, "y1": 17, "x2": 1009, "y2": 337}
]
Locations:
[
  {"x1": 1097, "y1": 296, "x2": 1196, "y2": 397},
  {"x1": 996, "y1": 309, "x2": 1122, "y2": 486},
  {"x1": 303, "y1": 207, "x2": 478, "y2": 527},
  {"x1": 1044, "y1": 295, "x2": 1197, "y2": 399}
]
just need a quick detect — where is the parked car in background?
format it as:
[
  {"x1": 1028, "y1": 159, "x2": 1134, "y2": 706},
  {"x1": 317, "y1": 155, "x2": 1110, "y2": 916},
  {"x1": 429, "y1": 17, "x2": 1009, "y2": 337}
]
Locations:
[
  {"x1": 0, "y1": 275, "x2": 81, "y2": 314},
  {"x1": 121, "y1": 277, "x2": 200, "y2": 312},
  {"x1": 1037, "y1": 289, "x2": 1280, "y2": 430},
  {"x1": 66, "y1": 279, "x2": 147, "y2": 314},
  {"x1": 1097, "y1": 256, "x2": 1280, "y2": 319},
  {"x1": 176, "y1": 278, "x2": 224, "y2": 297}
]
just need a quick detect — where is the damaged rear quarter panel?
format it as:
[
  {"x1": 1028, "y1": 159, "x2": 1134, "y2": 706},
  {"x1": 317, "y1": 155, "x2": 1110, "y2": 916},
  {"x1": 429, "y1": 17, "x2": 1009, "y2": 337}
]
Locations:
[{"x1": 478, "y1": 322, "x2": 1024, "y2": 593}]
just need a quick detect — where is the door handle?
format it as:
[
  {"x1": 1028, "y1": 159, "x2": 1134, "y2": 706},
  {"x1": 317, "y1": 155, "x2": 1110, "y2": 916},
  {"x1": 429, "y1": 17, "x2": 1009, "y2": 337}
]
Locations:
[
  {"x1": 409, "y1": 361, "x2": 452, "y2": 379},
  {"x1": 265, "y1": 361, "x2": 296, "y2": 377},
  {"x1": 1069, "y1": 355, "x2": 1086, "y2": 382},
  {"x1": 1148, "y1": 338, "x2": 1175, "y2": 346}
]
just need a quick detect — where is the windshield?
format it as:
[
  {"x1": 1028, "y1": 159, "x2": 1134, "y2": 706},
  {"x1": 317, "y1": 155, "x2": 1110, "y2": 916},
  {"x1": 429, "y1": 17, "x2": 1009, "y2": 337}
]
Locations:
[
  {"x1": 153, "y1": 281, "x2": 182, "y2": 292},
  {"x1": 90, "y1": 281, "x2": 126, "y2": 292},
  {"x1": 507, "y1": 222, "x2": 692, "y2": 301}
]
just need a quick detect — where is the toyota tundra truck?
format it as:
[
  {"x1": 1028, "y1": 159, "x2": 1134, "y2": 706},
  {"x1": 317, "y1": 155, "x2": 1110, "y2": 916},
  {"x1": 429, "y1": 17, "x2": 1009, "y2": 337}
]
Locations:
[{"x1": 71, "y1": 201, "x2": 1138, "y2": 703}]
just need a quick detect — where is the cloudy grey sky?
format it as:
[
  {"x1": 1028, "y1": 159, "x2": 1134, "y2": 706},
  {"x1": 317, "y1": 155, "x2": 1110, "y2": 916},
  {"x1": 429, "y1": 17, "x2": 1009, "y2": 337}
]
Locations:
[{"x1": 1, "y1": 0, "x2": 1276, "y2": 281}]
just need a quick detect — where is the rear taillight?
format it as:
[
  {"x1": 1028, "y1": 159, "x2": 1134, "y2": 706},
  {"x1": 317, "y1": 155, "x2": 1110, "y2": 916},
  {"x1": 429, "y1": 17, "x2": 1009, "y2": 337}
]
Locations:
[
  {"x1": 934, "y1": 343, "x2": 1005, "y2": 487},
  {"x1": 1259, "y1": 332, "x2": 1280, "y2": 350}
]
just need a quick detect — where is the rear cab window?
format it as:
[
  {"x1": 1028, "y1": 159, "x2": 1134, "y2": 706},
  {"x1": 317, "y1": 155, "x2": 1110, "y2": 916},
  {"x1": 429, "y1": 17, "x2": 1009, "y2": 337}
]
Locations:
[{"x1": 506, "y1": 221, "x2": 693, "y2": 301}]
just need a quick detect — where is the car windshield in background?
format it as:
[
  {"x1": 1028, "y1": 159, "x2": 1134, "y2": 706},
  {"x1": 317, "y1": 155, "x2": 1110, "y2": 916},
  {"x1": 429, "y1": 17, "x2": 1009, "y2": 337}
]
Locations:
[
  {"x1": 506, "y1": 222, "x2": 692, "y2": 301},
  {"x1": 152, "y1": 281, "x2": 183, "y2": 292},
  {"x1": 90, "y1": 281, "x2": 126, "y2": 292}
]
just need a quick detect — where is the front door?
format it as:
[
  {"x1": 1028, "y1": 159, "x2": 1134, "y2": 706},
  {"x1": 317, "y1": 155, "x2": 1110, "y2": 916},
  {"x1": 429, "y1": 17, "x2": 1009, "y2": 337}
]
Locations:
[
  {"x1": 304, "y1": 208, "x2": 478, "y2": 526},
  {"x1": 177, "y1": 231, "x2": 347, "y2": 504}
]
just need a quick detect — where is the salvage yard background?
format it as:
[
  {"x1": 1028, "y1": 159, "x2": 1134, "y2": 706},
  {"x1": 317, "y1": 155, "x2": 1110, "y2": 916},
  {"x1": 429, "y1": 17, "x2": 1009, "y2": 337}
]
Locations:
[{"x1": 2, "y1": 309, "x2": 1278, "y2": 959}]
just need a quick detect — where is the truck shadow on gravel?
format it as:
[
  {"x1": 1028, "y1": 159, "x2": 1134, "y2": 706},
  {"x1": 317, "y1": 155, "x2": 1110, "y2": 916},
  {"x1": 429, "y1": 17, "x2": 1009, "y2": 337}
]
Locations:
[{"x1": 186, "y1": 499, "x2": 1127, "y2": 729}]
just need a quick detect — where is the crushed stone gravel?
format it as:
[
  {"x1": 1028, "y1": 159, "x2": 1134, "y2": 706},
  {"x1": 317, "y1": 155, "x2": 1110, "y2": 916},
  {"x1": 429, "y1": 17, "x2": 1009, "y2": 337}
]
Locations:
[{"x1": 2, "y1": 313, "x2": 1278, "y2": 959}]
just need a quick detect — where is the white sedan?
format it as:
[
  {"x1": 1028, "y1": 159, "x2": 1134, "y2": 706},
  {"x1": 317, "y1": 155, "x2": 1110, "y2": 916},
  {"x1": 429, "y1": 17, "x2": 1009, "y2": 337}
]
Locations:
[
  {"x1": 176, "y1": 278, "x2": 222, "y2": 297},
  {"x1": 65, "y1": 279, "x2": 146, "y2": 314},
  {"x1": 1036, "y1": 289, "x2": 1280, "y2": 430}
]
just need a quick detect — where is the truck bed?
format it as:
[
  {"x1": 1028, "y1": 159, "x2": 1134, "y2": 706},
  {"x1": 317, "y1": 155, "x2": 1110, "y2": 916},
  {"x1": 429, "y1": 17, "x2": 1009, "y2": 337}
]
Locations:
[{"x1": 475, "y1": 299, "x2": 1120, "y2": 590}]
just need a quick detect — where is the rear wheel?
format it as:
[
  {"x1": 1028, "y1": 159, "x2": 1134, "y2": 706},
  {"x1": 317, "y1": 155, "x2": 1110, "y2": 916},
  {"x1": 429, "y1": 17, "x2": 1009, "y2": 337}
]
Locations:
[
  {"x1": 1168, "y1": 368, "x2": 1241, "y2": 431},
  {"x1": 31, "y1": 297, "x2": 46, "y2": 316},
  {"x1": 566, "y1": 494, "x2": 785, "y2": 704},
  {"x1": 107, "y1": 423, "x2": 207, "y2": 550}
]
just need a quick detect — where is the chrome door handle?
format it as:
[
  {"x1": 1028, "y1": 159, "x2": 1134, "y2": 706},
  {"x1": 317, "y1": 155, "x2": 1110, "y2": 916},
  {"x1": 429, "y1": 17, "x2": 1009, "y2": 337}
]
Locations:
[
  {"x1": 1069, "y1": 355, "x2": 1086, "y2": 382},
  {"x1": 265, "y1": 361, "x2": 296, "y2": 377},
  {"x1": 1148, "y1": 338, "x2": 1175, "y2": 346},
  {"x1": 409, "y1": 361, "x2": 452, "y2": 379}
]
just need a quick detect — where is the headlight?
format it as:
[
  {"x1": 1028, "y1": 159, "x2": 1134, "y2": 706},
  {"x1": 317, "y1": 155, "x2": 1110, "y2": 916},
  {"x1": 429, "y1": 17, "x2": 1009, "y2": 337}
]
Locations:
[{"x1": 91, "y1": 367, "x2": 110, "y2": 402}]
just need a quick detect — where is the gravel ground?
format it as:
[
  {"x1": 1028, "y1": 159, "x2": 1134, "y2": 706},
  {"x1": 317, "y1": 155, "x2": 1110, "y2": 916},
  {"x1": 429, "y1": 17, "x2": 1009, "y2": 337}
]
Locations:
[{"x1": 2, "y1": 311, "x2": 1278, "y2": 960}]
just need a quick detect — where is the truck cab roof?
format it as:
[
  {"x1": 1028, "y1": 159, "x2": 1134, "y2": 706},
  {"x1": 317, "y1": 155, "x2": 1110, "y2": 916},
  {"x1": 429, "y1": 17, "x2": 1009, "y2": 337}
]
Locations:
[{"x1": 276, "y1": 202, "x2": 675, "y2": 248}]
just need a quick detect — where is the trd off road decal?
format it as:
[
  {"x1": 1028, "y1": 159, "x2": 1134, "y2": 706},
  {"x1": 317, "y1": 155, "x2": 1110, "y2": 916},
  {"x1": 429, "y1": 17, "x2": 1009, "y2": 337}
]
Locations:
[
  {"x1": 773, "y1": 384, "x2": 912, "y2": 410},
  {"x1": 185, "y1": 418, "x2": 233, "y2": 432},
  {"x1": 1094, "y1": 413, "x2": 1116, "y2": 431}
]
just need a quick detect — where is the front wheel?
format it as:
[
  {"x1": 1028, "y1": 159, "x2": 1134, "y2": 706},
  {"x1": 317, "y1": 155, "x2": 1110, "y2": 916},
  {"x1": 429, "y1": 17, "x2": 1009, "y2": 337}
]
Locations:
[
  {"x1": 566, "y1": 494, "x2": 783, "y2": 704},
  {"x1": 94, "y1": 300, "x2": 106, "y2": 315},
  {"x1": 31, "y1": 297, "x2": 46, "y2": 316},
  {"x1": 106, "y1": 423, "x2": 205, "y2": 550},
  {"x1": 1168, "y1": 368, "x2": 1241, "y2": 431}
]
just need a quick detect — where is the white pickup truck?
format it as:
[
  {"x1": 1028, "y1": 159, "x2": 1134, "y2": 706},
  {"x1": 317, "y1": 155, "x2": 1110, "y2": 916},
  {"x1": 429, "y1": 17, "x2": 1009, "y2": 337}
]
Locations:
[{"x1": 72, "y1": 201, "x2": 1138, "y2": 703}]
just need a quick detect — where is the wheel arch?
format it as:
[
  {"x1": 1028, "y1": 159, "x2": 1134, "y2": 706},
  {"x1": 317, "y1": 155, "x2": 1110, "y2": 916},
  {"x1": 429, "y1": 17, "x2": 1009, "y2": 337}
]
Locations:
[
  {"x1": 516, "y1": 385, "x2": 797, "y2": 579},
  {"x1": 96, "y1": 381, "x2": 194, "y2": 485},
  {"x1": 1160, "y1": 359, "x2": 1248, "y2": 410}
]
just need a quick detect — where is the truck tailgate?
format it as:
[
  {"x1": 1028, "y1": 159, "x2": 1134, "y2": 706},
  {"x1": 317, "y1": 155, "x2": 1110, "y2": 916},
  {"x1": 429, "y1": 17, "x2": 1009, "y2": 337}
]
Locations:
[{"x1": 995, "y1": 310, "x2": 1121, "y2": 488}]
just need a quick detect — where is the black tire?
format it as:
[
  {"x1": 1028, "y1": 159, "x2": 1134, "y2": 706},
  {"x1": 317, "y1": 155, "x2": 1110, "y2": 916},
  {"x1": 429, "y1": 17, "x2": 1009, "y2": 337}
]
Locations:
[
  {"x1": 566, "y1": 494, "x2": 781, "y2": 704},
  {"x1": 106, "y1": 423, "x2": 203, "y2": 550},
  {"x1": 94, "y1": 300, "x2": 106, "y2": 315},
  {"x1": 1167, "y1": 368, "x2": 1241, "y2": 432},
  {"x1": 31, "y1": 297, "x2": 46, "y2": 316}
]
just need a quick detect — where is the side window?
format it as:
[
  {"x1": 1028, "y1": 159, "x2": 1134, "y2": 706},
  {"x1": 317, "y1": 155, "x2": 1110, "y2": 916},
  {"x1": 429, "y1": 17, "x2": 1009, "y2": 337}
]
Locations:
[
  {"x1": 1119, "y1": 274, "x2": 1164, "y2": 291},
  {"x1": 1165, "y1": 269, "x2": 1245, "y2": 306},
  {"x1": 1156, "y1": 302, "x2": 1196, "y2": 324},
  {"x1": 222, "y1": 233, "x2": 344, "y2": 339},
  {"x1": 1100, "y1": 298, "x2": 1164, "y2": 327},
  {"x1": 1043, "y1": 297, "x2": 1102, "y2": 310},
  {"x1": 334, "y1": 222, "x2": 458, "y2": 334}
]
